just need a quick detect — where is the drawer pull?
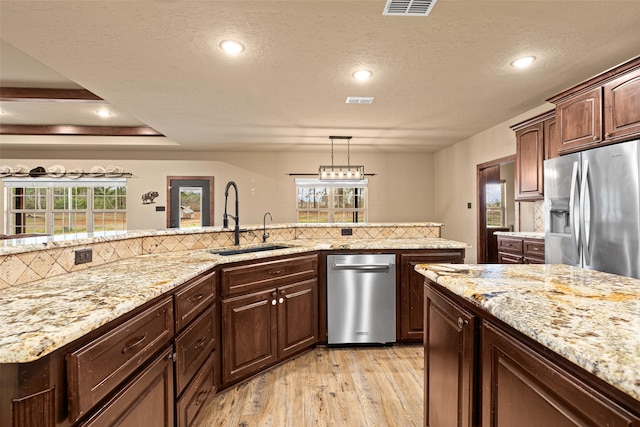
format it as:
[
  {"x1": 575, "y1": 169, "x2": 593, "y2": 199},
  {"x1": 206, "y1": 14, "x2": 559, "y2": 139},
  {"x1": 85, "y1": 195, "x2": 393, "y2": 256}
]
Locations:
[
  {"x1": 194, "y1": 337, "x2": 208, "y2": 350},
  {"x1": 195, "y1": 389, "x2": 210, "y2": 406},
  {"x1": 121, "y1": 333, "x2": 148, "y2": 354},
  {"x1": 268, "y1": 269, "x2": 284, "y2": 276},
  {"x1": 188, "y1": 293, "x2": 205, "y2": 303}
]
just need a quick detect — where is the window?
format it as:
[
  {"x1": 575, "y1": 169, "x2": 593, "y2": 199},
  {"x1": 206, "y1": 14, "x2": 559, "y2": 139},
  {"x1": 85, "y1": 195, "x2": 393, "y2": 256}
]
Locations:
[
  {"x1": 4, "y1": 178, "x2": 127, "y2": 236},
  {"x1": 486, "y1": 181, "x2": 507, "y2": 227},
  {"x1": 295, "y1": 179, "x2": 367, "y2": 223}
]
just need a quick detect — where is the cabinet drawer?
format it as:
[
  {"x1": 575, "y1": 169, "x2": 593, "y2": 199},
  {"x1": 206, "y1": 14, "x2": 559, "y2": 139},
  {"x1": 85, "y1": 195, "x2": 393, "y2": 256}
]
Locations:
[
  {"x1": 67, "y1": 298, "x2": 174, "y2": 421},
  {"x1": 176, "y1": 352, "x2": 216, "y2": 427},
  {"x1": 498, "y1": 253, "x2": 523, "y2": 264},
  {"x1": 80, "y1": 347, "x2": 174, "y2": 427},
  {"x1": 175, "y1": 270, "x2": 216, "y2": 331},
  {"x1": 523, "y1": 239, "x2": 545, "y2": 259},
  {"x1": 497, "y1": 237, "x2": 523, "y2": 255},
  {"x1": 221, "y1": 254, "x2": 318, "y2": 296},
  {"x1": 175, "y1": 304, "x2": 216, "y2": 396}
]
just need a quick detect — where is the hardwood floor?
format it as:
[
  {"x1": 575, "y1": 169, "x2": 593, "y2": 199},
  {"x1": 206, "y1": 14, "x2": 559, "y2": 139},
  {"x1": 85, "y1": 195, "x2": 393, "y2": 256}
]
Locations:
[{"x1": 198, "y1": 345, "x2": 424, "y2": 427}]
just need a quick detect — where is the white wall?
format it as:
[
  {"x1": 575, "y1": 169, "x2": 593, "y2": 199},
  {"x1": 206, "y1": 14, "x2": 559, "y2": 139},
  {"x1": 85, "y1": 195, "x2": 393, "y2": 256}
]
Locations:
[
  {"x1": 0, "y1": 149, "x2": 435, "y2": 231},
  {"x1": 433, "y1": 103, "x2": 553, "y2": 263}
]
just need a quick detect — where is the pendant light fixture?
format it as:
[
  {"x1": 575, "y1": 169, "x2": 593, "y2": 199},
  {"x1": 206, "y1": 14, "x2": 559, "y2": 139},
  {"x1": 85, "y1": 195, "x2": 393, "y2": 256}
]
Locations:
[{"x1": 319, "y1": 136, "x2": 365, "y2": 180}]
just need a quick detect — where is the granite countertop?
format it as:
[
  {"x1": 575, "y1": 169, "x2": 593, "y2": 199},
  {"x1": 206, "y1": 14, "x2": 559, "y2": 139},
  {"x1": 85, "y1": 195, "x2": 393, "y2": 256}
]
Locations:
[
  {"x1": 414, "y1": 263, "x2": 640, "y2": 402},
  {"x1": 493, "y1": 231, "x2": 545, "y2": 239},
  {"x1": 0, "y1": 237, "x2": 467, "y2": 364}
]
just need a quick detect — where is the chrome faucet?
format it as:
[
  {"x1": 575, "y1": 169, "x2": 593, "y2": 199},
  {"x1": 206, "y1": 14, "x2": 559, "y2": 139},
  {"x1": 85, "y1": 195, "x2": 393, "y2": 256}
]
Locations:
[
  {"x1": 223, "y1": 181, "x2": 240, "y2": 246},
  {"x1": 263, "y1": 212, "x2": 272, "y2": 243}
]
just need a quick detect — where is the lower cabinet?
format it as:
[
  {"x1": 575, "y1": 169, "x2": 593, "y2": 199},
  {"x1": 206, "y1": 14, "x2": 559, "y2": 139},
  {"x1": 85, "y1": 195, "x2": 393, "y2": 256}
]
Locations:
[
  {"x1": 424, "y1": 284, "x2": 477, "y2": 427},
  {"x1": 424, "y1": 280, "x2": 640, "y2": 427},
  {"x1": 482, "y1": 322, "x2": 638, "y2": 427},
  {"x1": 221, "y1": 278, "x2": 318, "y2": 386},
  {"x1": 80, "y1": 347, "x2": 175, "y2": 427},
  {"x1": 497, "y1": 236, "x2": 545, "y2": 264},
  {"x1": 399, "y1": 250, "x2": 464, "y2": 342}
]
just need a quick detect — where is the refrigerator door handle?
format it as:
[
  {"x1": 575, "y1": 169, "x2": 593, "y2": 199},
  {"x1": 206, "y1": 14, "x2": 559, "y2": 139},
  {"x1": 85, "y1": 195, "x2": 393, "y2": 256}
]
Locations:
[
  {"x1": 580, "y1": 159, "x2": 591, "y2": 266},
  {"x1": 569, "y1": 161, "x2": 581, "y2": 254}
]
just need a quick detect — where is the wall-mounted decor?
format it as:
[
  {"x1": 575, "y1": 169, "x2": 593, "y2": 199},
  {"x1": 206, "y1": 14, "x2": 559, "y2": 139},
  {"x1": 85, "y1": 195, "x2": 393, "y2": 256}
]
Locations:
[{"x1": 142, "y1": 191, "x2": 159, "y2": 204}]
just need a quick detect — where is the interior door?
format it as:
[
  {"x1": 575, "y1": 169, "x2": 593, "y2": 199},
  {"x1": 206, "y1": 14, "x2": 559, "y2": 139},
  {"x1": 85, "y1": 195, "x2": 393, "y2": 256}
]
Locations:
[{"x1": 167, "y1": 177, "x2": 214, "y2": 228}]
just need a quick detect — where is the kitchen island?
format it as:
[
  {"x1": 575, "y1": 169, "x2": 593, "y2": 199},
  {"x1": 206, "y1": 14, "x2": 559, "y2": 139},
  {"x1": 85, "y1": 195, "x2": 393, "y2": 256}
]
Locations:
[
  {"x1": 416, "y1": 263, "x2": 640, "y2": 426},
  {"x1": 0, "y1": 225, "x2": 467, "y2": 427}
]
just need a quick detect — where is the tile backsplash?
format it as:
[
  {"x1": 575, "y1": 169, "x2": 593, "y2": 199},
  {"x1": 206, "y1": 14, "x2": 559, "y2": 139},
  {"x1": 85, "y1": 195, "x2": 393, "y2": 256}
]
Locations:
[
  {"x1": 0, "y1": 224, "x2": 441, "y2": 289},
  {"x1": 533, "y1": 200, "x2": 545, "y2": 232}
]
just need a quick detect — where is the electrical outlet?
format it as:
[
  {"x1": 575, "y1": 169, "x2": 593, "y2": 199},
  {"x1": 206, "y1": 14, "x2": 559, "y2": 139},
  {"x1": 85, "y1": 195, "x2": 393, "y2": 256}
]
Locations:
[
  {"x1": 75, "y1": 248, "x2": 93, "y2": 265},
  {"x1": 341, "y1": 228, "x2": 353, "y2": 236},
  {"x1": 467, "y1": 202, "x2": 472, "y2": 209}
]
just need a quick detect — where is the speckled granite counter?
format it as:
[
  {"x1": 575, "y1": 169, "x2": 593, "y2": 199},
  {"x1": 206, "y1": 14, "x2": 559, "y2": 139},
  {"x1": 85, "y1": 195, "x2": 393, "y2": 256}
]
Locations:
[
  {"x1": 0, "y1": 237, "x2": 467, "y2": 364},
  {"x1": 493, "y1": 231, "x2": 545, "y2": 239},
  {"x1": 414, "y1": 263, "x2": 640, "y2": 402}
]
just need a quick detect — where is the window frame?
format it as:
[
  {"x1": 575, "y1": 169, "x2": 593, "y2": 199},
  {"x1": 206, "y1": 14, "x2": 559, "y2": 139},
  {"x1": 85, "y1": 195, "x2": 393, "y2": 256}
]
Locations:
[
  {"x1": 295, "y1": 178, "x2": 368, "y2": 223},
  {"x1": 3, "y1": 177, "x2": 127, "y2": 236}
]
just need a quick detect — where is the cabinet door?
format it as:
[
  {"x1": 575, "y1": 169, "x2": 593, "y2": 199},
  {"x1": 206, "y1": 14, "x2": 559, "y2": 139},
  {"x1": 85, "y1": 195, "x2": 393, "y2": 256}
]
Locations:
[
  {"x1": 604, "y1": 67, "x2": 640, "y2": 142},
  {"x1": 557, "y1": 87, "x2": 603, "y2": 154},
  {"x1": 544, "y1": 116, "x2": 559, "y2": 160},
  {"x1": 277, "y1": 279, "x2": 318, "y2": 359},
  {"x1": 80, "y1": 348, "x2": 174, "y2": 427},
  {"x1": 399, "y1": 252, "x2": 463, "y2": 342},
  {"x1": 482, "y1": 322, "x2": 639, "y2": 427},
  {"x1": 424, "y1": 285, "x2": 476, "y2": 427},
  {"x1": 515, "y1": 122, "x2": 545, "y2": 200},
  {"x1": 221, "y1": 290, "x2": 277, "y2": 385}
]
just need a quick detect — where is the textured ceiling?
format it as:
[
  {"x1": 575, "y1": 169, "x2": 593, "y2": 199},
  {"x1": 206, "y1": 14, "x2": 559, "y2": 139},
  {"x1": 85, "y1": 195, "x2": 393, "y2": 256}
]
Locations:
[{"x1": 1, "y1": 0, "x2": 640, "y2": 153}]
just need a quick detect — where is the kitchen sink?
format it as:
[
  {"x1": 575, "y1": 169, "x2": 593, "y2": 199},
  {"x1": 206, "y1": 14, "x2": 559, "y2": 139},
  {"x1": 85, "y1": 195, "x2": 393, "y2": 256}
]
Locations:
[{"x1": 209, "y1": 244, "x2": 291, "y2": 256}]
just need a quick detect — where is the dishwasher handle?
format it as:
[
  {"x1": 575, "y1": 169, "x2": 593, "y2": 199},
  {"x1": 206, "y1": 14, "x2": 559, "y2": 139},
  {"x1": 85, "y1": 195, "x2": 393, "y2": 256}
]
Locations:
[{"x1": 331, "y1": 263, "x2": 392, "y2": 270}]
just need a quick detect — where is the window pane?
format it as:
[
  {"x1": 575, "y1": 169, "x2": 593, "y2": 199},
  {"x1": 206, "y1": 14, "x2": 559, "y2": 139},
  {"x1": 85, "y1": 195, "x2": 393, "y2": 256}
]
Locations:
[
  {"x1": 13, "y1": 187, "x2": 47, "y2": 210},
  {"x1": 52, "y1": 212, "x2": 88, "y2": 234},
  {"x1": 93, "y1": 212, "x2": 127, "y2": 232},
  {"x1": 12, "y1": 212, "x2": 46, "y2": 234},
  {"x1": 53, "y1": 187, "x2": 88, "y2": 210}
]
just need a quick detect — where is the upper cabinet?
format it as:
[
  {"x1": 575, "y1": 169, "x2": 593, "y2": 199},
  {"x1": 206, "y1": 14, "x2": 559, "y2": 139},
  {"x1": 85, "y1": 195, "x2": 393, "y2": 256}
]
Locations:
[
  {"x1": 548, "y1": 56, "x2": 640, "y2": 155},
  {"x1": 511, "y1": 110, "x2": 556, "y2": 201}
]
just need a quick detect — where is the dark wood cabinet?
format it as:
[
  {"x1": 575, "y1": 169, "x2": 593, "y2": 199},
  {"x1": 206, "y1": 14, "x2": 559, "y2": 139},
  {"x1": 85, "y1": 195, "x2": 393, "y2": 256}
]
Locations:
[
  {"x1": 221, "y1": 288, "x2": 279, "y2": 384},
  {"x1": 220, "y1": 254, "x2": 319, "y2": 387},
  {"x1": 555, "y1": 87, "x2": 603, "y2": 153},
  {"x1": 604, "y1": 67, "x2": 640, "y2": 142},
  {"x1": 424, "y1": 284, "x2": 477, "y2": 427},
  {"x1": 497, "y1": 235, "x2": 545, "y2": 264},
  {"x1": 67, "y1": 297, "x2": 174, "y2": 421},
  {"x1": 549, "y1": 56, "x2": 640, "y2": 155},
  {"x1": 423, "y1": 280, "x2": 640, "y2": 427},
  {"x1": 176, "y1": 353, "x2": 216, "y2": 427},
  {"x1": 398, "y1": 250, "x2": 464, "y2": 342},
  {"x1": 277, "y1": 279, "x2": 318, "y2": 360},
  {"x1": 80, "y1": 348, "x2": 174, "y2": 427},
  {"x1": 512, "y1": 110, "x2": 555, "y2": 201},
  {"x1": 482, "y1": 322, "x2": 639, "y2": 427}
]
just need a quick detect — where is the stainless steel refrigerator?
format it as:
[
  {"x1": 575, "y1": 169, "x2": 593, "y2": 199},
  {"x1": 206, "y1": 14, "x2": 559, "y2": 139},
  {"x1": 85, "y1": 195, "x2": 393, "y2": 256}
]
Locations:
[{"x1": 544, "y1": 139, "x2": 640, "y2": 279}]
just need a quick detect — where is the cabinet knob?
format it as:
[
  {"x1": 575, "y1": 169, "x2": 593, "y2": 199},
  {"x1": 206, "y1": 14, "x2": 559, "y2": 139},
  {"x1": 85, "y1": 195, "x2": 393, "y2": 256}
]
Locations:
[
  {"x1": 271, "y1": 299, "x2": 277, "y2": 306},
  {"x1": 278, "y1": 297, "x2": 284, "y2": 304},
  {"x1": 457, "y1": 317, "x2": 468, "y2": 329}
]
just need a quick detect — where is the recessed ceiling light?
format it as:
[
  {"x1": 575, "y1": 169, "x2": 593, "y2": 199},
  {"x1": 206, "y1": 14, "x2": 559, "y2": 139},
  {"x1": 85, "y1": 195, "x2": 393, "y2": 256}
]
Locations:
[
  {"x1": 511, "y1": 56, "x2": 536, "y2": 68},
  {"x1": 353, "y1": 69, "x2": 373, "y2": 81},
  {"x1": 220, "y1": 40, "x2": 245, "y2": 55},
  {"x1": 96, "y1": 109, "x2": 112, "y2": 118}
]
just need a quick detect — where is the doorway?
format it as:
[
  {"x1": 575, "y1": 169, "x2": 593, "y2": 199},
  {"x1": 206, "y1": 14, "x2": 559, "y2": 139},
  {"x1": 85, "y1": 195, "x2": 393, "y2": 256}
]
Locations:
[
  {"x1": 477, "y1": 156, "x2": 516, "y2": 263},
  {"x1": 166, "y1": 176, "x2": 214, "y2": 228}
]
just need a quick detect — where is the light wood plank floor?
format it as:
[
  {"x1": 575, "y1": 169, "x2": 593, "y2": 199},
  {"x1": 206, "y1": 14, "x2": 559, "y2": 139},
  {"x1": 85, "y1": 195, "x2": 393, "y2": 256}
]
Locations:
[{"x1": 197, "y1": 345, "x2": 424, "y2": 427}]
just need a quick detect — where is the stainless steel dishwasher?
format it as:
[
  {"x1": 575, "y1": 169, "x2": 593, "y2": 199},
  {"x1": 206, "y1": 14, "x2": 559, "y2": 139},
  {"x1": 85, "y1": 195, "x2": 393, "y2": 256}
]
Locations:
[{"x1": 327, "y1": 253, "x2": 396, "y2": 345}]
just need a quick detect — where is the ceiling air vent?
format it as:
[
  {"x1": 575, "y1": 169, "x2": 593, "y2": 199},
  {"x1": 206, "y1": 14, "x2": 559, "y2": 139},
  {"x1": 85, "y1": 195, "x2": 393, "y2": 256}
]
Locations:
[
  {"x1": 346, "y1": 96, "x2": 374, "y2": 104},
  {"x1": 383, "y1": 0, "x2": 437, "y2": 16}
]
